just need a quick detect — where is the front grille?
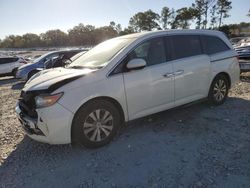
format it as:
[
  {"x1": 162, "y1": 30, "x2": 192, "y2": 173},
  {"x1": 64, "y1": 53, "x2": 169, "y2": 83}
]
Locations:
[{"x1": 19, "y1": 90, "x2": 38, "y2": 118}]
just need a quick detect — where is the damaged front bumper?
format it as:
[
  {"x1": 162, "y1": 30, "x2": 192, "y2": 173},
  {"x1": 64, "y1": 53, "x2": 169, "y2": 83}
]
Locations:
[{"x1": 15, "y1": 101, "x2": 74, "y2": 144}]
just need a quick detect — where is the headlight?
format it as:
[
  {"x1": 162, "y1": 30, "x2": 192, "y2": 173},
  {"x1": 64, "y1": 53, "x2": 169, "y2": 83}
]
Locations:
[{"x1": 35, "y1": 93, "x2": 63, "y2": 108}]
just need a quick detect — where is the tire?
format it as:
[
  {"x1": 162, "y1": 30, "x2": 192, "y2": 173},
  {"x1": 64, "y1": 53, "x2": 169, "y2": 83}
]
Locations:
[
  {"x1": 27, "y1": 70, "x2": 39, "y2": 80},
  {"x1": 72, "y1": 99, "x2": 122, "y2": 148},
  {"x1": 12, "y1": 68, "x2": 18, "y2": 77},
  {"x1": 208, "y1": 74, "x2": 229, "y2": 105}
]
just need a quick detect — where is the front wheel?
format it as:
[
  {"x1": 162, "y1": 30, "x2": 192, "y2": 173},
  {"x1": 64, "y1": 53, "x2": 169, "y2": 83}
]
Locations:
[
  {"x1": 208, "y1": 75, "x2": 229, "y2": 105},
  {"x1": 72, "y1": 100, "x2": 121, "y2": 148}
]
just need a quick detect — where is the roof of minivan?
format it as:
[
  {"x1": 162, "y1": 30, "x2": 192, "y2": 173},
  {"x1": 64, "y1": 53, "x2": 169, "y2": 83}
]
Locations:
[{"x1": 120, "y1": 29, "x2": 224, "y2": 39}]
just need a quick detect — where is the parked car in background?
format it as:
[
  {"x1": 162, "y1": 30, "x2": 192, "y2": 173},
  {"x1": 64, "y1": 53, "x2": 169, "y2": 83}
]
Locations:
[
  {"x1": 30, "y1": 50, "x2": 88, "y2": 78},
  {"x1": 0, "y1": 57, "x2": 27, "y2": 76},
  {"x1": 230, "y1": 37, "x2": 245, "y2": 46},
  {"x1": 233, "y1": 37, "x2": 250, "y2": 48},
  {"x1": 15, "y1": 49, "x2": 86, "y2": 80},
  {"x1": 45, "y1": 50, "x2": 87, "y2": 69},
  {"x1": 16, "y1": 30, "x2": 239, "y2": 148},
  {"x1": 64, "y1": 51, "x2": 87, "y2": 66},
  {"x1": 235, "y1": 45, "x2": 250, "y2": 72}
]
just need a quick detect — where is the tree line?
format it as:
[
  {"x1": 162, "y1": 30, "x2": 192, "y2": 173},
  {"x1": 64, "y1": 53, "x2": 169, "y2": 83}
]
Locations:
[{"x1": 0, "y1": 0, "x2": 249, "y2": 49}]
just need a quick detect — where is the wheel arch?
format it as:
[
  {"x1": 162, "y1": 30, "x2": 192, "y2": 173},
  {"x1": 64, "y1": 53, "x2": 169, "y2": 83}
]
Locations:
[
  {"x1": 212, "y1": 72, "x2": 231, "y2": 88},
  {"x1": 71, "y1": 96, "x2": 125, "y2": 141}
]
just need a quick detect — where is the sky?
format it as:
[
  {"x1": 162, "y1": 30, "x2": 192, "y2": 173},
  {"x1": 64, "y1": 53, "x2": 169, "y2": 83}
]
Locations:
[{"x1": 0, "y1": 0, "x2": 249, "y2": 39}]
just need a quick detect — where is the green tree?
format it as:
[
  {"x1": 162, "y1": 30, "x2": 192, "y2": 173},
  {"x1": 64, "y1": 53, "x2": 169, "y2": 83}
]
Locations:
[
  {"x1": 210, "y1": 4, "x2": 218, "y2": 29},
  {"x1": 40, "y1": 29, "x2": 68, "y2": 47},
  {"x1": 22, "y1": 33, "x2": 41, "y2": 47},
  {"x1": 216, "y1": 0, "x2": 232, "y2": 28},
  {"x1": 119, "y1": 26, "x2": 135, "y2": 35},
  {"x1": 68, "y1": 24, "x2": 95, "y2": 46},
  {"x1": 168, "y1": 9, "x2": 177, "y2": 29},
  {"x1": 192, "y1": 0, "x2": 216, "y2": 29},
  {"x1": 247, "y1": 9, "x2": 250, "y2": 17},
  {"x1": 203, "y1": 0, "x2": 216, "y2": 29},
  {"x1": 174, "y1": 7, "x2": 195, "y2": 29},
  {"x1": 109, "y1": 21, "x2": 122, "y2": 34},
  {"x1": 161, "y1": 7, "x2": 172, "y2": 29},
  {"x1": 129, "y1": 9, "x2": 160, "y2": 32},
  {"x1": 0, "y1": 35, "x2": 25, "y2": 48},
  {"x1": 192, "y1": 0, "x2": 205, "y2": 29},
  {"x1": 93, "y1": 26, "x2": 118, "y2": 44}
]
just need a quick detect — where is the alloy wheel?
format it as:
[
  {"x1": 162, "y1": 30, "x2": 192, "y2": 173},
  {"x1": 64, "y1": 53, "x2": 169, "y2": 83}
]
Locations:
[
  {"x1": 213, "y1": 79, "x2": 227, "y2": 102},
  {"x1": 83, "y1": 109, "x2": 114, "y2": 142}
]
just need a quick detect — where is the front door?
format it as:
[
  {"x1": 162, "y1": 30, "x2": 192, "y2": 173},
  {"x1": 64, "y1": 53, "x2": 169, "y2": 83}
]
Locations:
[{"x1": 123, "y1": 37, "x2": 175, "y2": 120}]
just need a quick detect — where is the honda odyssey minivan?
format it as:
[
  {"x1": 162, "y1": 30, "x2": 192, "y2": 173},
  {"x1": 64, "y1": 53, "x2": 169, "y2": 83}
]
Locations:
[{"x1": 16, "y1": 30, "x2": 240, "y2": 148}]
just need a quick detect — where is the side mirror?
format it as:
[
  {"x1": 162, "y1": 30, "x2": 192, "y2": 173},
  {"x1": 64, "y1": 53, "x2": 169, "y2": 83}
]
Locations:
[{"x1": 126, "y1": 58, "x2": 146, "y2": 70}]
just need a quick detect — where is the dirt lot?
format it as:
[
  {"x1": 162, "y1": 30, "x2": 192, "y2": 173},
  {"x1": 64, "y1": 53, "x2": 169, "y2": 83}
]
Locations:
[{"x1": 0, "y1": 74, "x2": 250, "y2": 188}]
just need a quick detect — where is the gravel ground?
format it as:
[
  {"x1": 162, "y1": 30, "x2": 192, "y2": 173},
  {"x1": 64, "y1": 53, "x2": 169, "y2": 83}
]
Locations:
[{"x1": 0, "y1": 74, "x2": 250, "y2": 188}]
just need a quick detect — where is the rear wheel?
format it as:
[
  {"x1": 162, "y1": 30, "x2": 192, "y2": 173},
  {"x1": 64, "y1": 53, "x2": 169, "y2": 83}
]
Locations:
[
  {"x1": 208, "y1": 75, "x2": 229, "y2": 105},
  {"x1": 72, "y1": 100, "x2": 121, "y2": 148}
]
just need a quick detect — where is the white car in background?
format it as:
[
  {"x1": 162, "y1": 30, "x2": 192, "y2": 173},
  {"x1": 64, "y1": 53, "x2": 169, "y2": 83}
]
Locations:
[
  {"x1": 16, "y1": 30, "x2": 240, "y2": 148},
  {"x1": 0, "y1": 57, "x2": 27, "y2": 76}
]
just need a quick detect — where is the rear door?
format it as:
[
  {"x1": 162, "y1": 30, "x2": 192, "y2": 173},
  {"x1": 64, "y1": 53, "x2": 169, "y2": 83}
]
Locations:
[
  {"x1": 9, "y1": 57, "x2": 19, "y2": 71},
  {"x1": 170, "y1": 35, "x2": 211, "y2": 106},
  {"x1": 0, "y1": 58, "x2": 15, "y2": 74},
  {"x1": 122, "y1": 37, "x2": 175, "y2": 120}
]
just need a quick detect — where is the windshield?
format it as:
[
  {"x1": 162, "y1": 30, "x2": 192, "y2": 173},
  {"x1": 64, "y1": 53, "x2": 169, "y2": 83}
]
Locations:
[
  {"x1": 70, "y1": 51, "x2": 86, "y2": 62},
  {"x1": 33, "y1": 52, "x2": 55, "y2": 63},
  {"x1": 69, "y1": 37, "x2": 133, "y2": 68}
]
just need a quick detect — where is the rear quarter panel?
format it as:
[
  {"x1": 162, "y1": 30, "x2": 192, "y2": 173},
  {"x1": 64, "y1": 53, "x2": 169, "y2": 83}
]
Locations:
[{"x1": 210, "y1": 49, "x2": 240, "y2": 87}]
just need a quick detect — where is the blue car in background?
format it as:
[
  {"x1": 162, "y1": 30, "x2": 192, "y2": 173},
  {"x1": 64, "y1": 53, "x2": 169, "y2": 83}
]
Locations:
[{"x1": 16, "y1": 49, "x2": 85, "y2": 80}]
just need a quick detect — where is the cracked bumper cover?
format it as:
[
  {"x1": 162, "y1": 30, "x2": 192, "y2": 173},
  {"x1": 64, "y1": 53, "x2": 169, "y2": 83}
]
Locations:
[{"x1": 15, "y1": 101, "x2": 74, "y2": 144}]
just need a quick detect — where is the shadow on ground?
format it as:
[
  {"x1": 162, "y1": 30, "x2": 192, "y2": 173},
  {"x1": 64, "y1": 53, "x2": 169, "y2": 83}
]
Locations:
[
  {"x1": 0, "y1": 76, "x2": 25, "y2": 90},
  {"x1": 11, "y1": 82, "x2": 25, "y2": 90},
  {"x1": 1, "y1": 97, "x2": 250, "y2": 188}
]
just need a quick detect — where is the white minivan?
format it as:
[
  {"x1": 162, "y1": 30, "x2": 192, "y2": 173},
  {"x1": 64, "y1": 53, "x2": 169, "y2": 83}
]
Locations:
[{"x1": 16, "y1": 30, "x2": 240, "y2": 148}]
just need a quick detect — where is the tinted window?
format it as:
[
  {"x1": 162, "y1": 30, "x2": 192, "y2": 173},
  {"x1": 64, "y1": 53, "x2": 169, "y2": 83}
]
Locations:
[
  {"x1": 202, "y1": 35, "x2": 230, "y2": 55},
  {"x1": 130, "y1": 37, "x2": 166, "y2": 66},
  {"x1": 64, "y1": 51, "x2": 79, "y2": 59},
  {"x1": 172, "y1": 35, "x2": 202, "y2": 60},
  {"x1": 43, "y1": 53, "x2": 59, "y2": 63},
  {"x1": 0, "y1": 58, "x2": 18, "y2": 64}
]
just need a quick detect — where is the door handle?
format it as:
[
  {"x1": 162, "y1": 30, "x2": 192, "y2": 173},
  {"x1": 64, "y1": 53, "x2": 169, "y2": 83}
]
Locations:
[
  {"x1": 175, "y1": 70, "x2": 184, "y2": 76},
  {"x1": 162, "y1": 72, "x2": 174, "y2": 78}
]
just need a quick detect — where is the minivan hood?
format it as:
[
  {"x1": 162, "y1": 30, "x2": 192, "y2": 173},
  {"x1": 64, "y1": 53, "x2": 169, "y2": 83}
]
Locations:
[{"x1": 23, "y1": 67, "x2": 95, "y2": 92}]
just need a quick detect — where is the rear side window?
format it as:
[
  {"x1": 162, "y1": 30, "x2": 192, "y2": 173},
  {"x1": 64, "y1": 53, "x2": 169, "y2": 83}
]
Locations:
[
  {"x1": 201, "y1": 35, "x2": 230, "y2": 55},
  {"x1": 0, "y1": 58, "x2": 18, "y2": 64},
  {"x1": 171, "y1": 35, "x2": 202, "y2": 60}
]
